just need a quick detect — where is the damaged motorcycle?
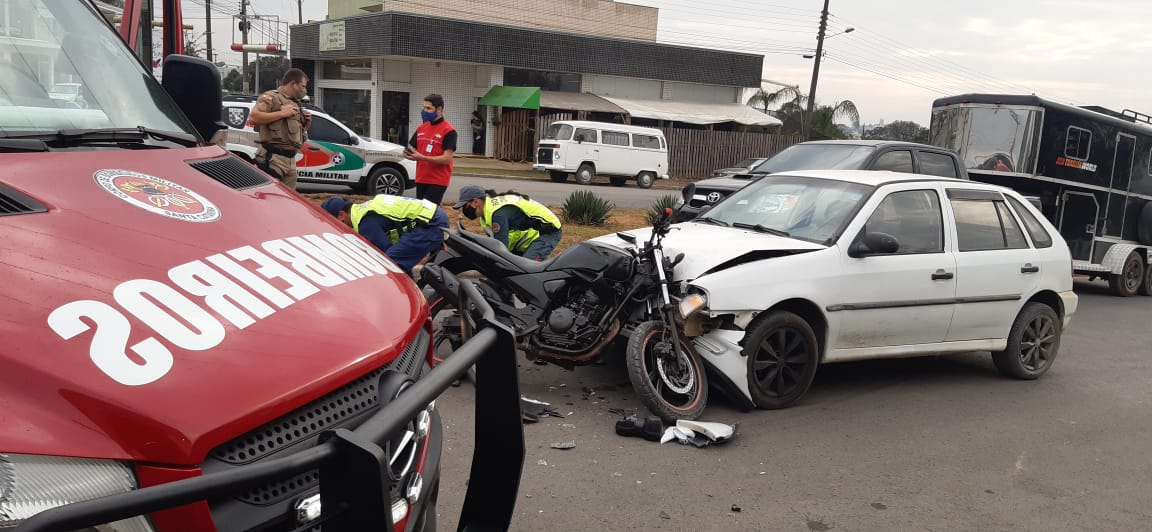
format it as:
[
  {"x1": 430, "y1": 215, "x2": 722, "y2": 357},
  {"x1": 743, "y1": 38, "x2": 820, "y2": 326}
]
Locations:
[{"x1": 420, "y1": 186, "x2": 708, "y2": 422}]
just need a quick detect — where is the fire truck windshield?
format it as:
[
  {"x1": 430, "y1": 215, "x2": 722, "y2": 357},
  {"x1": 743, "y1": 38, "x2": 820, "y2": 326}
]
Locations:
[{"x1": 0, "y1": 0, "x2": 198, "y2": 141}]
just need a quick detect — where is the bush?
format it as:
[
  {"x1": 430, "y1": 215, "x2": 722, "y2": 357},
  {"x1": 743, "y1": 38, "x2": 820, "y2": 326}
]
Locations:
[
  {"x1": 561, "y1": 190, "x2": 615, "y2": 226},
  {"x1": 647, "y1": 194, "x2": 680, "y2": 225}
]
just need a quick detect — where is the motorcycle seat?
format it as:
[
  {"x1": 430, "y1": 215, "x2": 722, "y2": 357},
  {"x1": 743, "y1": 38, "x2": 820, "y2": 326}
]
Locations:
[{"x1": 461, "y1": 231, "x2": 556, "y2": 273}]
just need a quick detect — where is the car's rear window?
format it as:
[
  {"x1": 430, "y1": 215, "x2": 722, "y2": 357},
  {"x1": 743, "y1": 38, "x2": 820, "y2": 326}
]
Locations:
[{"x1": 1005, "y1": 196, "x2": 1054, "y2": 248}]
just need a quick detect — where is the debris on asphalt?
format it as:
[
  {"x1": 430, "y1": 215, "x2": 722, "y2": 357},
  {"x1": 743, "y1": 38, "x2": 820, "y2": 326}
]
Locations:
[
  {"x1": 521, "y1": 396, "x2": 565, "y2": 423},
  {"x1": 537, "y1": 459, "x2": 548, "y2": 466},
  {"x1": 661, "y1": 420, "x2": 738, "y2": 447},
  {"x1": 731, "y1": 504, "x2": 742, "y2": 512},
  {"x1": 659, "y1": 511, "x2": 671, "y2": 520},
  {"x1": 551, "y1": 441, "x2": 577, "y2": 450}
]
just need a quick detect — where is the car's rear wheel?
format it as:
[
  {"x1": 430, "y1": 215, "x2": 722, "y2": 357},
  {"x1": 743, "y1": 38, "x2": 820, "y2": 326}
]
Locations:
[
  {"x1": 575, "y1": 163, "x2": 596, "y2": 185},
  {"x1": 1109, "y1": 251, "x2": 1144, "y2": 297},
  {"x1": 992, "y1": 302, "x2": 1061, "y2": 379},
  {"x1": 636, "y1": 171, "x2": 656, "y2": 189},
  {"x1": 744, "y1": 311, "x2": 820, "y2": 409},
  {"x1": 361, "y1": 166, "x2": 405, "y2": 196}
]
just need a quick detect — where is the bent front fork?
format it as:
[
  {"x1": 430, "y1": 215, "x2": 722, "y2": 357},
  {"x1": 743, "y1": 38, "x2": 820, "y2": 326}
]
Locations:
[{"x1": 651, "y1": 248, "x2": 687, "y2": 360}]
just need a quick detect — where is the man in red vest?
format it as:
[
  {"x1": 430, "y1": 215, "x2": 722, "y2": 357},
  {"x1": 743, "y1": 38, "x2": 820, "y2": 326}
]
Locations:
[{"x1": 404, "y1": 93, "x2": 456, "y2": 205}]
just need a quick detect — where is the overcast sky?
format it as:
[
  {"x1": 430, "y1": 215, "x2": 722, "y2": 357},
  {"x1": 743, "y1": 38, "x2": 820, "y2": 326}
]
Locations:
[{"x1": 190, "y1": 0, "x2": 1152, "y2": 127}]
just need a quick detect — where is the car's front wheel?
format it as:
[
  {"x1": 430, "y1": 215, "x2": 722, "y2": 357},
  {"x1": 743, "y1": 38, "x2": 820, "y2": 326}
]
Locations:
[
  {"x1": 992, "y1": 302, "x2": 1061, "y2": 380},
  {"x1": 744, "y1": 311, "x2": 820, "y2": 409},
  {"x1": 636, "y1": 171, "x2": 656, "y2": 189},
  {"x1": 361, "y1": 166, "x2": 405, "y2": 196}
]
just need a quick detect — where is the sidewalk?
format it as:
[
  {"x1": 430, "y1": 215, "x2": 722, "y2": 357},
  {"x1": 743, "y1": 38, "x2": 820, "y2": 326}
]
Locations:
[{"x1": 451, "y1": 155, "x2": 686, "y2": 190}]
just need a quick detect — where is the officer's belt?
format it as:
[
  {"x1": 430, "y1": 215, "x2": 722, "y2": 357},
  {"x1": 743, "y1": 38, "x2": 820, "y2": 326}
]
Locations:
[{"x1": 260, "y1": 143, "x2": 298, "y2": 158}]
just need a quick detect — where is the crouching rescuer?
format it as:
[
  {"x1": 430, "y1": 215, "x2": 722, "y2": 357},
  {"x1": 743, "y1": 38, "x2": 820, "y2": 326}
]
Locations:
[
  {"x1": 321, "y1": 194, "x2": 449, "y2": 275},
  {"x1": 452, "y1": 185, "x2": 563, "y2": 261}
]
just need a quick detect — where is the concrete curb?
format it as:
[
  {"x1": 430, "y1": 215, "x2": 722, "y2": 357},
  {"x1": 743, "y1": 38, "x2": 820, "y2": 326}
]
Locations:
[{"x1": 452, "y1": 171, "x2": 687, "y2": 191}]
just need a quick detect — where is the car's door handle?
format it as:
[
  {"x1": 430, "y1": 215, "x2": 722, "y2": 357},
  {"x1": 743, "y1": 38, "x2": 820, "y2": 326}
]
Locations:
[
  {"x1": 306, "y1": 146, "x2": 321, "y2": 151},
  {"x1": 931, "y1": 269, "x2": 954, "y2": 280},
  {"x1": 1021, "y1": 264, "x2": 1040, "y2": 273}
]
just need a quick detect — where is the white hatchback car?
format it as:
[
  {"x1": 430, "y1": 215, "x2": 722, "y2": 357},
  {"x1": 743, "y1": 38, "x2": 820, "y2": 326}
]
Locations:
[
  {"x1": 597, "y1": 170, "x2": 1078, "y2": 410},
  {"x1": 221, "y1": 96, "x2": 416, "y2": 195}
]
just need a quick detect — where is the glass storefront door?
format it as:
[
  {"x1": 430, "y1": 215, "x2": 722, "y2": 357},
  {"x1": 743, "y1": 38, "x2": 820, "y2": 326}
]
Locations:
[{"x1": 320, "y1": 87, "x2": 371, "y2": 137}]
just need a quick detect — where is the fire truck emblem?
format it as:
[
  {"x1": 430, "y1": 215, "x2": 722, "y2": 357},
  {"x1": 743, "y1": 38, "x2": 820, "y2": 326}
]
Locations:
[{"x1": 94, "y1": 169, "x2": 221, "y2": 223}]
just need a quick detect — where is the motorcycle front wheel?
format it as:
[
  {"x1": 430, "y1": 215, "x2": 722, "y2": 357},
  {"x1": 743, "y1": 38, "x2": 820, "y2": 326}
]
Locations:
[
  {"x1": 625, "y1": 320, "x2": 708, "y2": 423},
  {"x1": 425, "y1": 288, "x2": 478, "y2": 386}
]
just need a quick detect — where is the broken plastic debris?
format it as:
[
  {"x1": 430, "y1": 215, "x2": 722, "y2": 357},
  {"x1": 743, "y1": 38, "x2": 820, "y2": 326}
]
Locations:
[
  {"x1": 731, "y1": 504, "x2": 742, "y2": 512},
  {"x1": 537, "y1": 459, "x2": 548, "y2": 466},
  {"x1": 659, "y1": 511, "x2": 671, "y2": 520},
  {"x1": 551, "y1": 441, "x2": 576, "y2": 450},
  {"x1": 521, "y1": 396, "x2": 565, "y2": 420},
  {"x1": 659, "y1": 420, "x2": 738, "y2": 447}
]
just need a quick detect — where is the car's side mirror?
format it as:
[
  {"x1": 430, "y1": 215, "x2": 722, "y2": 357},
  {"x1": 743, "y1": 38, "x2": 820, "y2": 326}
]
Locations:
[
  {"x1": 162, "y1": 54, "x2": 225, "y2": 145},
  {"x1": 848, "y1": 231, "x2": 900, "y2": 258},
  {"x1": 679, "y1": 183, "x2": 696, "y2": 209},
  {"x1": 350, "y1": 136, "x2": 360, "y2": 145}
]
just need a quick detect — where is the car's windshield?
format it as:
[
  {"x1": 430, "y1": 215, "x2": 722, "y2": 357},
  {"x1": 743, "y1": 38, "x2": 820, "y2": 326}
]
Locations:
[
  {"x1": 701, "y1": 175, "x2": 872, "y2": 244},
  {"x1": 734, "y1": 158, "x2": 760, "y2": 168},
  {"x1": 753, "y1": 144, "x2": 876, "y2": 173},
  {"x1": 0, "y1": 0, "x2": 197, "y2": 138},
  {"x1": 543, "y1": 123, "x2": 573, "y2": 141}
]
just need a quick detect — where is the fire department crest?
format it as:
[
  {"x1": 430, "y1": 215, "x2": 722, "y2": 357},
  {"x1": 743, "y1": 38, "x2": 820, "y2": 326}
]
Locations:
[{"x1": 93, "y1": 169, "x2": 221, "y2": 223}]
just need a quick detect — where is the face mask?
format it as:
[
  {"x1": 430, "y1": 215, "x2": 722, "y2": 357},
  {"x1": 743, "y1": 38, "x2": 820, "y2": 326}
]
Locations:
[
  {"x1": 462, "y1": 204, "x2": 478, "y2": 220},
  {"x1": 421, "y1": 109, "x2": 438, "y2": 123}
]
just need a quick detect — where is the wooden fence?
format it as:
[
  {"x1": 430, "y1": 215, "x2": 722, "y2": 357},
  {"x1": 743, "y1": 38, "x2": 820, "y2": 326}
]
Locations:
[
  {"x1": 659, "y1": 127, "x2": 803, "y2": 179},
  {"x1": 492, "y1": 110, "x2": 804, "y2": 179}
]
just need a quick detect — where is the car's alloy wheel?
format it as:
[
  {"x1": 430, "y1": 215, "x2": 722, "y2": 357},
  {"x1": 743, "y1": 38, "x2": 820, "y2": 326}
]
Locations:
[
  {"x1": 366, "y1": 167, "x2": 404, "y2": 195},
  {"x1": 744, "y1": 311, "x2": 820, "y2": 409},
  {"x1": 993, "y1": 302, "x2": 1061, "y2": 380}
]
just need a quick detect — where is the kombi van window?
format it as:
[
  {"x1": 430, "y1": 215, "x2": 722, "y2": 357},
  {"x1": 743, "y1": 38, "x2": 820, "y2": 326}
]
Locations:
[
  {"x1": 0, "y1": 0, "x2": 198, "y2": 139},
  {"x1": 574, "y1": 128, "x2": 598, "y2": 143},
  {"x1": 633, "y1": 134, "x2": 661, "y2": 149},
  {"x1": 602, "y1": 131, "x2": 629, "y2": 146},
  {"x1": 544, "y1": 123, "x2": 573, "y2": 140}
]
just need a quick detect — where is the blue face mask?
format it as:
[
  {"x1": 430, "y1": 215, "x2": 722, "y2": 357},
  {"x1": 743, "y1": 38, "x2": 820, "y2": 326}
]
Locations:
[{"x1": 421, "y1": 110, "x2": 438, "y2": 122}]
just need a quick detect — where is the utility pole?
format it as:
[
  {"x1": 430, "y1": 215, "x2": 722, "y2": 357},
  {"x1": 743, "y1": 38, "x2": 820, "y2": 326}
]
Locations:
[
  {"x1": 297, "y1": 0, "x2": 303, "y2": 24},
  {"x1": 240, "y1": 0, "x2": 250, "y2": 93},
  {"x1": 204, "y1": 0, "x2": 213, "y2": 63},
  {"x1": 804, "y1": 0, "x2": 830, "y2": 140}
]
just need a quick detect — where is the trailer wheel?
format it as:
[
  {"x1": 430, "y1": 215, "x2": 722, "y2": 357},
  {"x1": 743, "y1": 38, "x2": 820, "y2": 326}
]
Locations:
[
  {"x1": 1140, "y1": 258, "x2": 1152, "y2": 296},
  {"x1": 1109, "y1": 251, "x2": 1144, "y2": 297},
  {"x1": 1137, "y1": 203, "x2": 1152, "y2": 246}
]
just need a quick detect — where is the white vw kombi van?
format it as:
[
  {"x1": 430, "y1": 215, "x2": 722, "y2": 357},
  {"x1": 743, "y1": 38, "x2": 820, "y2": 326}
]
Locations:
[{"x1": 534, "y1": 120, "x2": 669, "y2": 188}]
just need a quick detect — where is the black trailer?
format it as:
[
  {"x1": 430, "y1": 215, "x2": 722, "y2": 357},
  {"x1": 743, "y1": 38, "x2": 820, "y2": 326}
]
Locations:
[{"x1": 929, "y1": 93, "x2": 1152, "y2": 297}]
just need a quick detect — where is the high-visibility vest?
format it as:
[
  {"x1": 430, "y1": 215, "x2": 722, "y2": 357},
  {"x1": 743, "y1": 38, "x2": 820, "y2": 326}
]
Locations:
[
  {"x1": 351, "y1": 194, "x2": 437, "y2": 244},
  {"x1": 480, "y1": 195, "x2": 562, "y2": 253}
]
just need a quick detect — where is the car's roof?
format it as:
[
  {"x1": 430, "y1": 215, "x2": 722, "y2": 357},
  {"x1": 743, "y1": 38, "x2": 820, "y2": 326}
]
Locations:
[
  {"x1": 797, "y1": 139, "x2": 951, "y2": 149},
  {"x1": 223, "y1": 94, "x2": 327, "y2": 113},
  {"x1": 767, "y1": 169, "x2": 980, "y2": 187},
  {"x1": 551, "y1": 120, "x2": 664, "y2": 135}
]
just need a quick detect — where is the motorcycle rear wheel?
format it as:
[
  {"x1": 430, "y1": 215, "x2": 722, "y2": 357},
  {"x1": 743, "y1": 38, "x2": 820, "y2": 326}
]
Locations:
[{"x1": 625, "y1": 320, "x2": 708, "y2": 423}]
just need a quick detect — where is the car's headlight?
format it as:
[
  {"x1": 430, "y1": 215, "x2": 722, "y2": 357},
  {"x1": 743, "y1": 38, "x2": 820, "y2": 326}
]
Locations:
[
  {"x1": 0, "y1": 454, "x2": 154, "y2": 531},
  {"x1": 678, "y1": 293, "x2": 708, "y2": 319}
]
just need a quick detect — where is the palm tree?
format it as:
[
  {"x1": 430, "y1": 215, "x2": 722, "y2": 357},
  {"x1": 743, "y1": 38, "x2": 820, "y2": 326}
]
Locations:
[{"x1": 747, "y1": 86, "x2": 860, "y2": 139}]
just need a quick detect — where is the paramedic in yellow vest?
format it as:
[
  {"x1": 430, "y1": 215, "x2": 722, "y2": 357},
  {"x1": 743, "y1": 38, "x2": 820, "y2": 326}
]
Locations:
[
  {"x1": 320, "y1": 195, "x2": 449, "y2": 276},
  {"x1": 452, "y1": 185, "x2": 563, "y2": 261},
  {"x1": 247, "y1": 68, "x2": 311, "y2": 189}
]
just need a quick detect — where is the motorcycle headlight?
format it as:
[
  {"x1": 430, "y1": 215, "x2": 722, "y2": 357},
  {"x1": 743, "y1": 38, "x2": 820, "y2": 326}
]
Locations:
[
  {"x1": 0, "y1": 454, "x2": 154, "y2": 531},
  {"x1": 678, "y1": 293, "x2": 708, "y2": 319}
]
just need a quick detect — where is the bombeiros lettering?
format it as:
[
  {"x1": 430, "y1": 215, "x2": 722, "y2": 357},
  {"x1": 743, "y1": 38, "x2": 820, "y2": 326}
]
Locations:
[{"x1": 48, "y1": 233, "x2": 404, "y2": 386}]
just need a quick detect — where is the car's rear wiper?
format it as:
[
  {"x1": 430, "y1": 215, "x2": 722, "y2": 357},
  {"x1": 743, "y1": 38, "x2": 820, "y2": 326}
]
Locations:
[
  {"x1": 693, "y1": 217, "x2": 730, "y2": 227},
  {"x1": 0, "y1": 139, "x2": 49, "y2": 152},
  {"x1": 732, "y1": 222, "x2": 791, "y2": 238}
]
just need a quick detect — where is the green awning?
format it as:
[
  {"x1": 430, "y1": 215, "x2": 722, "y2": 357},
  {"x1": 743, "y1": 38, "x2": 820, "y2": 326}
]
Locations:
[{"x1": 479, "y1": 86, "x2": 541, "y2": 110}]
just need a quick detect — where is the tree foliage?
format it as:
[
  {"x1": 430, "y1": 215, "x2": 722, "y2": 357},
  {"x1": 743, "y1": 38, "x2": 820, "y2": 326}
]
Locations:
[
  {"x1": 747, "y1": 86, "x2": 859, "y2": 140},
  {"x1": 863, "y1": 120, "x2": 929, "y2": 143}
]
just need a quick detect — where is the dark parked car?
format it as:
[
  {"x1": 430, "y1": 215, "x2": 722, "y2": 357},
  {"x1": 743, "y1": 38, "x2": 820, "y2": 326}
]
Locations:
[
  {"x1": 679, "y1": 140, "x2": 969, "y2": 221},
  {"x1": 711, "y1": 157, "x2": 770, "y2": 178}
]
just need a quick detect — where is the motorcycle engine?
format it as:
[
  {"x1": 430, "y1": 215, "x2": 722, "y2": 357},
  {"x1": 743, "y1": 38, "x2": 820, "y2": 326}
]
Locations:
[{"x1": 539, "y1": 288, "x2": 610, "y2": 352}]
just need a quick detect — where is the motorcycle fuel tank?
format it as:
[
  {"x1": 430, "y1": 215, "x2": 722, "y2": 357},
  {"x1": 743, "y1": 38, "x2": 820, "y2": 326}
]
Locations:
[{"x1": 546, "y1": 241, "x2": 634, "y2": 281}]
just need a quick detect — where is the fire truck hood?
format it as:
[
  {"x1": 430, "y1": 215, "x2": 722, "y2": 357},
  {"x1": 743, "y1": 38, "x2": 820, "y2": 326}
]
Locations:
[{"x1": 0, "y1": 148, "x2": 426, "y2": 465}]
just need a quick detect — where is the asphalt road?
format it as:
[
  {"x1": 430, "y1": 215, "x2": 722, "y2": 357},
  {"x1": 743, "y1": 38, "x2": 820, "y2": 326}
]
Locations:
[
  {"x1": 297, "y1": 174, "x2": 680, "y2": 209},
  {"x1": 429, "y1": 280, "x2": 1152, "y2": 531}
]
